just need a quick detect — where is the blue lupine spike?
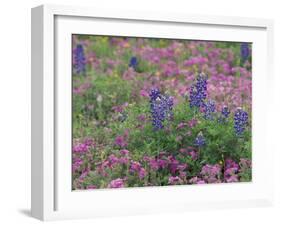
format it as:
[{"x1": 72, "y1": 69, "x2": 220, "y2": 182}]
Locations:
[
  {"x1": 203, "y1": 100, "x2": 216, "y2": 120},
  {"x1": 240, "y1": 43, "x2": 250, "y2": 63},
  {"x1": 149, "y1": 89, "x2": 174, "y2": 130},
  {"x1": 221, "y1": 105, "x2": 230, "y2": 118},
  {"x1": 189, "y1": 73, "x2": 208, "y2": 108},
  {"x1": 74, "y1": 44, "x2": 86, "y2": 75},
  {"x1": 218, "y1": 105, "x2": 231, "y2": 123},
  {"x1": 234, "y1": 108, "x2": 248, "y2": 136},
  {"x1": 129, "y1": 56, "x2": 138, "y2": 70},
  {"x1": 194, "y1": 132, "x2": 206, "y2": 147},
  {"x1": 149, "y1": 88, "x2": 161, "y2": 101}
]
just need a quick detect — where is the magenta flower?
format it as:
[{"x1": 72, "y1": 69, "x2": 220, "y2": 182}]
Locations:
[
  {"x1": 168, "y1": 156, "x2": 179, "y2": 174},
  {"x1": 87, "y1": 185, "x2": 97, "y2": 189},
  {"x1": 189, "y1": 176, "x2": 206, "y2": 184},
  {"x1": 168, "y1": 176, "x2": 183, "y2": 185},
  {"x1": 176, "y1": 122, "x2": 187, "y2": 130},
  {"x1": 148, "y1": 158, "x2": 159, "y2": 171},
  {"x1": 73, "y1": 138, "x2": 94, "y2": 155},
  {"x1": 108, "y1": 154, "x2": 119, "y2": 167},
  {"x1": 151, "y1": 161, "x2": 159, "y2": 171},
  {"x1": 140, "y1": 89, "x2": 149, "y2": 97},
  {"x1": 157, "y1": 159, "x2": 168, "y2": 169},
  {"x1": 188, "y1": 150, "x2": 198, "y2": 160},
  {"x1": 201, "y1": 164, "x2": 222, "y2": 183},
  {"x1": 73, "y1": 143, "x2": 89, "y2": 154},
  {"x1": 130, "y1": 161, "x2": 142, "y2": 172},
  {"x1": 119, "y1": 157, "x2": 129, "y2": 165},
  {"x1": 184, "y1": 57, "x2": 208, "y2": 66},
  {"x1": 108, "y1": 178, "x2": 125, "y2": 188},
  {"x1": 177, "y1": 164, "x2": 187, "y2": 171},
  {"x1": 225, "y1": 175, "x2": 239, "y2": 183},
  {"x1": 188, "y1": 119, "x2": 198, "y2": 128},
  {"x1": 114, "y1": 135, "x2": 127, "y2": 148},
  {"x1": 72, "y1": 157, "x2": 83, "y2": 172},
  {"x1": 224, "y1": 159, "x2": 240, "y2": 183},
  {"x1": 179, "y1": 148, "x2": 188, "y2": 155},
  {"x1": 79, "y1": 170, "x2": 89, "y2": 181},
  {"x1": 112, "y1": 102, "x2": 128, "y2": 113},
  {"x1": 138, "y1": 168, "x2": 147, "y2": 179},
  {"x1": 137, "y1": 114, "x2": 146, "y2": 122},
  {"x1": 120, "y1": 149, "x2": 129, "y2": 156},
  {"x1": 225, "y1": 159, "x2": 239, "y2": 171}
]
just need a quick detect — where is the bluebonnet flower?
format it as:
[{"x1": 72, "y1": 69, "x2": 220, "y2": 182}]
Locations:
[
  {"x1": 74, "y1": 44, "x2": 86, "y2": 75},
  {"x1": 149, "y1": 88, "x2": 174, "y2": 130},
  {"x1": 218, "y1": 105, "x2": 230, "y2": 123},
  {"x1": 189, "y1": 73, "x2": 208, "y2": 108},
  {"x1": 149, "y1": 88, "x2": 161, "y2": 101},
  {"x1": 129, "y1": 56, "x2": 138, "y2": 70},
  {"x1": 240, "y1": 43, "x2": 250, "y2": 63},
  {"x1": 221, "y1": 105, "x2": 230, "y2": 118},
  {"x1": 203, "y1": 100, "x2": 216, "y2": 120},
  {"x1": 194, "y1": 132, "x2": 206, "y2": 147},
  {"x1": 234, "y1": 108, "x2": 248, "y2": 136}
]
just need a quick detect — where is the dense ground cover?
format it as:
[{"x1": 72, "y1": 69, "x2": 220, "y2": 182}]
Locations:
[{"x1": 72, "y1": 36, "x2": 252, "y2": 189}]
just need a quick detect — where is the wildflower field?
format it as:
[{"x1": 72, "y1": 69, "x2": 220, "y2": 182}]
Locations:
[{"x1": 72, "y1": 35, "x2": 252, "y2": 190}]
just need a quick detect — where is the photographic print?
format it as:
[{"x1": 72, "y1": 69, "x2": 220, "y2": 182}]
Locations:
[{"x1": 72, "y1": 35, "x2": 252, "y2": 190}]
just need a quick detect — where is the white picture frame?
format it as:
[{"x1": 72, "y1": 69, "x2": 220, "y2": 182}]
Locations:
[{"x1": 31, "y1": 4, "x2": 274, "y2": 221}]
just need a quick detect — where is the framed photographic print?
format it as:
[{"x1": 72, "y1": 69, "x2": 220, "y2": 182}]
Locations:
[{"x1": 31, "y1": 4, "x2": 274, "y2": 221}]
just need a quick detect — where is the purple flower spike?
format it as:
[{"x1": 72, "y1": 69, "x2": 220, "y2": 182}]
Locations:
[
  {"x1": 189, "y1": 73, "x2": 208, "y2": 108},
  {"x1": 203, "y1": 99, "x2": 216, "y2": 120},
  {"x1": 194, "y1": 132, "x2": 206, "y2": 147},
  {"x1": 221, "y1": 106, "x2": 230, "y2": 118},
  {"x1": 149, "y1": 88, "x2": 161, "y2": 101},
  {"x1": 241, "y1": 43, "x2": 250, "y2": 63},
  {"x1": 149, "y1": 88, "x2": 174, "y2": 130},
  {"x1": 129, "y1": 56, "x2": 138, "y2": 70},
  {"x1": 234, "y1": 108, "x2": 248, "y2": 136},
  {"x1": 74, "y1": 44, "x2": 86, "y2": 75}
]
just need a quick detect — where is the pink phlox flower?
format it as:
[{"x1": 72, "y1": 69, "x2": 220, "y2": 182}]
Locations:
[
  {"x1": 189, "y1": 176, "x2": 206, "y2": 184},
  {"x1": 73, "y1": 143, "x2": 89, "y2": 154},
  {"x1": 119, "y1": 149, "x2": 130, "y2": 156},
  {"x1": 188, "y1": 118, "x2": 198, "y2": 128},
  {"x1": 168, "y1": 176, "x2": 183, "y2": 185},
  {"x1": 87, "y1": 185, "x2": 97, "y2": 189},
  {"x1": 108, "y1": 154, "x2": 119, "y2": 167},
  {"x1": 130, "y1": 161, "x2": 142, "y2": 172},
  {"x1": 138, "y1": 168, "x2": 147, "y2": 179},
  {"x1": 108, "y1": 178, "x2": 125, "y2": 188},
  {"x1": 140, "y1": 89, "x2": 149, "y2": 97},
  {"x1": 114, "y1": 135, "x2": 127, "y2": 148}
]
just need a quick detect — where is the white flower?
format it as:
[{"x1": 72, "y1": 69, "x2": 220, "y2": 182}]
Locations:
[{"x1": 97, "y1": 94, "x2": 103, "y2": 102}]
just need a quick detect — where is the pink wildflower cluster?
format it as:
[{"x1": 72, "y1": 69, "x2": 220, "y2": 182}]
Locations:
[
  {"x1": 72, "y1": 138, "x2": 94, "y2": 173},
  {"x1": 114, "y1": 130, "x2": 129, "y2": 148}
]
